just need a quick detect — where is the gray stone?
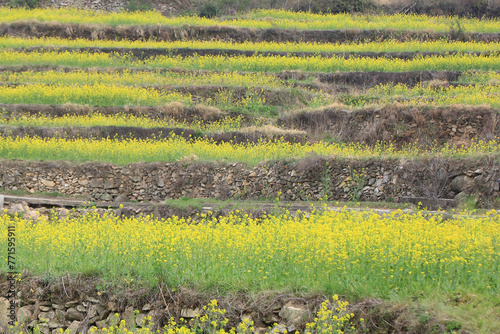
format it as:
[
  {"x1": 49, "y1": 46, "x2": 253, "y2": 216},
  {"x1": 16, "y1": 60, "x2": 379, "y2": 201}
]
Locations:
[
  {"x1": 0, "y1": 297, "x2": 13, "y2": 332},
  {"x1": 104, "y1": 178, "x2": 118, "y2": 189},
  {"x1": 66, "y1": 321, "x2": 80, "y2": 334},
  {"x1": 114, "y1": 194, "x2": 129, "y2": 202},
  {"x1": 64, "y1": 301, "x2": 79, "y2": 309},
  {"x1": 180, "y1": 308, "x2": 200, "y2": 318},
  {"x1": 48, "y1": 317, "x2": 65, "y2": 329},
  {"x1": 100, "y1": 193, "x2": 112, "y2": 201},
  {"x1": 122, "y1": 306, "x2": 134, "y2": 328},
  {"x1": 66, "y1": 308, "x2": 84, "y2": 321},
  {"x1": 278, "y1": 303, "x2": 307, "y2": 325},
  {"x1": 450, "y1": 175, "x2": 474, "y2": 192},
  {"x1": 135, "y1": 313, "x2": 146, "y2": 327},
  {"x1": 41, "y1": 179, "x2": 55, "y2": 187},
  {"x1": 90, "y1": 178, "x2": 104, "y2": 188},
  {"x1": 38, "y1": 311, "x2": 55, "y2": 321},
  {"x1": 17, "y1": 306, "x2": 32, "y2": 323}
]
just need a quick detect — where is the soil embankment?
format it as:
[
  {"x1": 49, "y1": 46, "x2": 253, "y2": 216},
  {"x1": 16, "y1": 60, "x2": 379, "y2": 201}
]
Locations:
[
  {"x1": 0, "y1": 274, "x2": 450, "y2": 334},
  {"x1": 2, "y1": 22, "x2": 500, "y2": 43}
]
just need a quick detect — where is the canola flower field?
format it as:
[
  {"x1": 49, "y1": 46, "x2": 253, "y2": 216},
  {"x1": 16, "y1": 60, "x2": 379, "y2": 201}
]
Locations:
[
  {"x1": 0, "y1": 136, "x2": 499, "y2": 165},
  {"x1": 0, "y1": 112, "x2": 245, "y2": 133},
  {"x1": 1, "y1": 209, "x2": 498, "y2": 297},
  {"x1": 0, "y1": 69, "x2": 286, "y2": 89},
  {"x1": 1, "y1": 6, "x2": 500, "y2": 333},
  {"x1": 3, "y1": 37, "x2": 500, "y2": 54},
  {"x1": 1, "y1": 8, "x2": 499, "y2": 32},
  {"x1": 2, "y1": 50, "x2": 500, "y2": 73}
]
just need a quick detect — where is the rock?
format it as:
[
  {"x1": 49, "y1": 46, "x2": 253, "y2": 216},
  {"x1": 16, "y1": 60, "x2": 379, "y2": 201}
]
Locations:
[
  {"x1": 86, "y1": 299, "x2": 101, "y2": 308},
  {"x1": 66, "y1": 308, "x2": 84, "y2": 321},
  {"x1": 0, "y1": 297, "x2": 14, "y2": 331},
  {"x1": 38, "y1": 311, "x2": 55, "y2": 321},
  {"x1": 135, "y1": 313, "x2": 146, "y2": 327},
  {"x1": 90, "y1": 178, "x2": 104, "y2": 188},
  {"x1": 180, "y1": 308, "x2": 200, "y2": 318},
  {"x1": 41, "y1": 179, "x2": 55, "y2": 187},
  {"x1": 8, "y1": 203, "x2": 25, "y2": 214},
  {"x1": 87, "y1": 305, "x2": 98, "y2": 319},
  {"x1": 114, "y1": 194, "x2": 129, "y2": 203},
  {"x1": 64, "y1": 301, "x2": 79, "y2": 309},
  {"x1": 17, "y1": 306, "x2": 32, "y2": 323},
  {"x1": 450, "y1": 175, "x2": 474, "y2": 192},
  {"x1": 95, "y1": 304, "x2": 107, "y2": 316},
  {"x1": 66, "y1": 321, "x2": 80, "y2": 333},
  {"x1": 24, "y1": 210, "x2": 40, "y2": 220},
  {"x1": 455, "y1": 191, "x2": 468, "y2": 201},
  {"x1": 122, "y1": 306, "x2": 134, "y2": 328},
  {"x1": 107, "y1": 302, "x2": 117, "y2": 312},
  {"x1": 278, "y1": 303, "x2": 307, "y2": 325},
  {"x1": 78, "y1": 179, "x2": 89, "y2": 186},
  {"x1": 262, "y1": 312, "x2": 279, "y2": 325},
  {"x1": 39, "y1": 306, "x2": 51, "y2": 312},
  {"x1": 48, "y1": 317, "x2": 65, "y2": 329},
  {"x1": 104, "y1": 178, "x2": 117, "y2": 189},
  {"x1": 100, "y1": 193, "x2": 112, "y2": 201}
]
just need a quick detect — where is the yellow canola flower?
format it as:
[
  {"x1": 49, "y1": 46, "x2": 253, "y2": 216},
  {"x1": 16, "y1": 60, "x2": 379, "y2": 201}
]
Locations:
[
  {"x1": 0, "y1": 83, "x2": 192, "y2": 106},
  {"x1": 1, "y1": 136, "x2": 500, "y2": 165},
  {"x1": 0, "y1": 209, "x2": 498, "y2": 296},
  {"x1": 0, "y1": 68, "x2": 285, "y2": 89},
  {"x1": 1, "y1": 50, "x2": 499, "y2": 73},
  {"x1": 0, "y1": 8, "x2": 498, "y2": 33},
  {"x1": 0, "y1": 112, "x2": 244, "y2": 133},
  {"x1": 1, "y1": 36, "x2": 500, "y2": 54}
]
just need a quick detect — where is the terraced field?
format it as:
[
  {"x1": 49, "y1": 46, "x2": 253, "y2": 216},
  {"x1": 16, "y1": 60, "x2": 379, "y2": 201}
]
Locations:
[{"x1": 0, "y1": 7, "x2": 499, "y2": 334}]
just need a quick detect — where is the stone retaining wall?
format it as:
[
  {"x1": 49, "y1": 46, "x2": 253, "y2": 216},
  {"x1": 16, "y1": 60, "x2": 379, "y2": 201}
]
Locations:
[{"x1": 1, "y1": 157, "x2": 499, "y2": 204}]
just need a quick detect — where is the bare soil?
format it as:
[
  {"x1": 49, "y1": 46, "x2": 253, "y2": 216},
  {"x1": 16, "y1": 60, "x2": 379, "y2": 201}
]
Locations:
[
  {"x1": 0, "y1": 103, "x2": 255, "y2": 124},
  {"x1": 0, "y1": 125, "x2": 308, "y2": 144}
]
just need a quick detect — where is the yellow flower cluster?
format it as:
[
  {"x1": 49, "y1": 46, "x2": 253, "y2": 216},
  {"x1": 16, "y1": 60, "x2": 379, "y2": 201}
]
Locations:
[
  {"x1": 0, "y1": 69, "x2": 286, "y2": 89},
  {"x1": 0, "y1": 209, "x2": 497, "y2": 296},
  {"x1": 0, "y1": 83, "x2": 192, "y2": 106},
  {"x1": 370, "y1": 82, "x2": 500, "y2": 108},
  {"x1": 2, "y1": 36, "x2": 500, "y2": 54},
  {"x1": 1, "y1": 50, "x2": 498, "y2": 73},
  {"x1": 1, "y1": 136, "x2": 500, "y2": 164},
  {"x1": 0, "y1": 112, "x2": 244, "y2": 133},
  {"x1": 0, "y1": 7, "x2": 497, "y2": 32}
]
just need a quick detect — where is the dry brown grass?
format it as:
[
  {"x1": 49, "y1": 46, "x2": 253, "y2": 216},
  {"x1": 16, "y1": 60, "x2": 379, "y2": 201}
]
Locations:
[{"x1": 239, "y1": 124, "x2": 306, "y2": 136}]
